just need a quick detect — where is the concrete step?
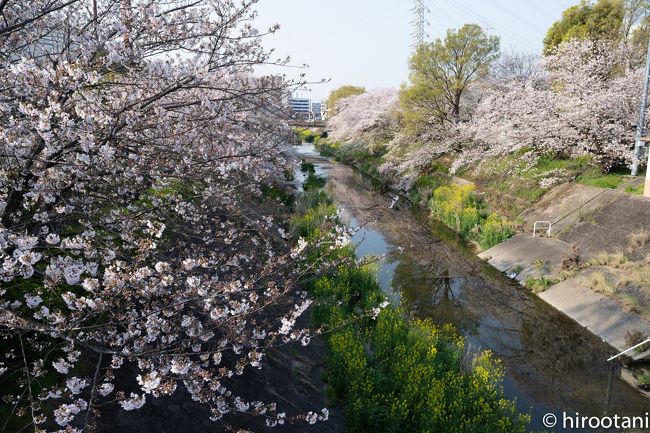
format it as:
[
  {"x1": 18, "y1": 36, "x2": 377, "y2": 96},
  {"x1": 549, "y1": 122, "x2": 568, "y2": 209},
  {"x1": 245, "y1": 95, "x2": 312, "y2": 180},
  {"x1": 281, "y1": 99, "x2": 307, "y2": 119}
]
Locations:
[{"x1": 478, "y1": 233, "x2": 573, "y2": 282}]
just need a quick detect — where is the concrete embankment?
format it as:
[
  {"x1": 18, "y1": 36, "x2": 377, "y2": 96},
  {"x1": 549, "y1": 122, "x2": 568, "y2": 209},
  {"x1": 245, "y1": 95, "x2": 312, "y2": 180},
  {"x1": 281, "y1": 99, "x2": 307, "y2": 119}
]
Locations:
[{"x1": 479, "y1": 180, "x2": 650, "y2": 362}]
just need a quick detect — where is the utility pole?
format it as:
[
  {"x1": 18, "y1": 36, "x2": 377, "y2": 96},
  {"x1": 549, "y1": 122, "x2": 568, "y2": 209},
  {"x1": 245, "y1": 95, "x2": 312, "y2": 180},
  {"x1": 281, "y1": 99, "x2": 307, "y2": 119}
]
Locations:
[
  {"x1": 411, "y1": 0, "x2": 430, "y2": 51},
  {"x1": 631, "y1": 37, "x2": 650, "y2": 176},
  {"x1": 644, "y1": 132, "x2": 650, "y2": 195}
]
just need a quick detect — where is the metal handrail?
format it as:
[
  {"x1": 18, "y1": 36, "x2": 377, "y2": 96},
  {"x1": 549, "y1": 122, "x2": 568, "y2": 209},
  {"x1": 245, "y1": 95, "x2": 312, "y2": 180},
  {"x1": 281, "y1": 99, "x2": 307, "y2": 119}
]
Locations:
[
  {"x1": 607, "y1": 337, "x2": 650, "y2": 362},
  {"x1": 533, "y1": 221, "x2": 552, "y2": 238}
]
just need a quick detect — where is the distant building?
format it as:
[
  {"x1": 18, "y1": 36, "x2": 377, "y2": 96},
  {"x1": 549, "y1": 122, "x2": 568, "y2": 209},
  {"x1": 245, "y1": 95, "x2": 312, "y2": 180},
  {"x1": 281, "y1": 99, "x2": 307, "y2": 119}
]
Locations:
[
  {"x1": 288, "y1": 93, "x2": 326, "y2": 122},
  {"x1": 311, "y1": 101, "x2": 323, "y2": 121},
  {"x1": 288, "y1": 95, "x2": 312, "y2": 120}
]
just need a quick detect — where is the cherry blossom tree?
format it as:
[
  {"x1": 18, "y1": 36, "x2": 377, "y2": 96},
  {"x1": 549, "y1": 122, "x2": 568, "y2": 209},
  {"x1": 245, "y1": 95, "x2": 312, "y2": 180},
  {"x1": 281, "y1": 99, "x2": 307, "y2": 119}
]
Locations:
[
  {"x1": 327, "y1": 88, "x2": 399, "y2": 143},
  {"x1": 0, "y1": 0, "x2": 333, "y2": 431},
  {"x1": 451, "y1": 39, "x2": 644, "y2": 173}
]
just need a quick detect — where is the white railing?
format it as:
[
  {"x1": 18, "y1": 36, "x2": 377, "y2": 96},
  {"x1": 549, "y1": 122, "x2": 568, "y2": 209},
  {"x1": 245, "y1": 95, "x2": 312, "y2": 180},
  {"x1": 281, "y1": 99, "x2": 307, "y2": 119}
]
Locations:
[
  {"x1": 533, "y1": 221, "x2": 552, "y2": 238},
  {"x1": 607, "y1": 337, "x2": 650, "y2": 362}
]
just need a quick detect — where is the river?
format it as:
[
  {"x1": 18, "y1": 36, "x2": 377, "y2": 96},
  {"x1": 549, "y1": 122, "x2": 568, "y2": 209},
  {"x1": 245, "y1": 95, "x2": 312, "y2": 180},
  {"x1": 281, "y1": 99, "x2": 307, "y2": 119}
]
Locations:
[{"x1": 295, "y1": 144, "x2": 649, "y2": 433}]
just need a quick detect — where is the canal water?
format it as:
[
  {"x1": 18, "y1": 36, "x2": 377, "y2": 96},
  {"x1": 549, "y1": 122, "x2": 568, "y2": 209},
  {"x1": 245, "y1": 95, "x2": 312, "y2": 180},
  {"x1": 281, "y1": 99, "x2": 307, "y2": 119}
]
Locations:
[{"x1": 295, "y1": 144, "x2": 649, "y2": 433}]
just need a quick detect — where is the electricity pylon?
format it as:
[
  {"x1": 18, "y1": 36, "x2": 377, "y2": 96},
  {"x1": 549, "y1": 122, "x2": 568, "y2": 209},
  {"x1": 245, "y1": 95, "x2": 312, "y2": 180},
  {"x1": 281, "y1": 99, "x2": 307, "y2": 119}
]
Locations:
[{"x1": 412, "y1": 0, "x2": 430, "y2": 50}]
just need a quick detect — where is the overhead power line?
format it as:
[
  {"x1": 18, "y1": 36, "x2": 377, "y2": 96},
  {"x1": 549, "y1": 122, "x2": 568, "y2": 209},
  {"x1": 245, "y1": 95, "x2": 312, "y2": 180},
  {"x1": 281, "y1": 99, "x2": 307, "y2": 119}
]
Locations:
[
  {"x1": 486, "y1": 0, "x2": 546, "y2": 33},
  {"x1": 443, "y1": 0, "x2": 539, "y2": 51}
]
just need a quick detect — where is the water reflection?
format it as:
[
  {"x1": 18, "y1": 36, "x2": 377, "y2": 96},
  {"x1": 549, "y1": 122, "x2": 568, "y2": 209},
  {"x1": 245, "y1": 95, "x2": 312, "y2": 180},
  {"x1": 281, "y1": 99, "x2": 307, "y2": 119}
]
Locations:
[
  {"x1": 392, "y1": 256, "x2": 480, "y2": 336},
  {"x1": 294, "y1": 145, "x2": 649, "y2": 433}
]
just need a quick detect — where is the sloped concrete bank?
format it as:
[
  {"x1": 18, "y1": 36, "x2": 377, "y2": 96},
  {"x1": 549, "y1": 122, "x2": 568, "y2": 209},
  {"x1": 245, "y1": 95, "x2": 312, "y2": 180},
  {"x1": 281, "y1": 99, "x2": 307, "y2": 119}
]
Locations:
[{"x1": 480, "y1": 182, "x2": 650, "y2": 368}]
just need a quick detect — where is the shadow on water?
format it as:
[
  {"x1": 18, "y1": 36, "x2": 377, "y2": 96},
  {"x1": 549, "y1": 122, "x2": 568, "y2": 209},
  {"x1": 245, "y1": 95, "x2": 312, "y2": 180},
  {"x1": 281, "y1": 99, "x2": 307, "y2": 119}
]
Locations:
[{"x1": 295, "y1": 144, "x2": 650, "y2": 433}]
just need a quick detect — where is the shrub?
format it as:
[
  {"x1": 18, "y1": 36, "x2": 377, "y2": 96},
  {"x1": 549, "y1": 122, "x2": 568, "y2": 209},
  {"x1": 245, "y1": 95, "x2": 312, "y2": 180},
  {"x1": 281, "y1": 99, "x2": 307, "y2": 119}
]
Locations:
[
  {"x1": 325, "y1": 309, "x2": 529, "y2": 433},
  {"x1": 290, "y1": 203, "x2": 337, "y2": 239},
  {"x1": 315, "y1": 139, "x2": 340, "y2": 157},
  {"x1": 296, "y1": 128, "x2": 321, "y2": 143},
  {"x1": 304, "y1": 173, "x2": 326, "y2": 190},
  {"x1": 261, "y1": 184, "x2": 295, "y2": 207},
  {"x1": 429, "y1": 183, "x2": 515, "y2": 249},
  {"x1": 294, "y1": 190, "x2": 332, "y2": 215},
  {"x1": 430, "y1": 184, "x2": 481, "y2": 235},
  {"x1": 473, "y1": 213, "x2": 516, "y2": 250},
  {"x1": 300, "y1": 161, "x2": 316, "y2": 173},
  {"x1": 524, "y1": 276, "x2": 557, "y2": 293}
]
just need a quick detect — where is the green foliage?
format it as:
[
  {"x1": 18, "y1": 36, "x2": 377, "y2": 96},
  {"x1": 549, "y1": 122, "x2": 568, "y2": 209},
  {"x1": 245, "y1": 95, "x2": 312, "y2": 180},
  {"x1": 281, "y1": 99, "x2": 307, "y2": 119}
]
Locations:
[
  {"x1": 414, "y1": 174, "x2": 444, "y2": 189},
  {"x1": 532, "y1": 154, "x2": 592, "y2": 173},
  {"x1": 576, "y1": 167, "x2": 627, "y2": 188},
  {"x1": 401, "y1": 24, "x2": 499, "y2": 131},
  {"x1": 524, "y1": 276, "x2": 557, "y2": 293},
  {"x1": 409, "y1": 173, "x2": 448, "y2": 204},
  {"x1": 294, "y1": 190, "x2": 333, "y2": 214},
  {"x1": 459, "y1": 152, "x2": 604, "y2": 216},
  {"x1": 292, "y1": 187, "x2": 528, "y2": 433},
  {"x1": 326, "y1": 85, "x2": 366, "y2": 114},
  {"x1": 261, "y1": 185, "x2": 295, "y2": 207},
  {"x1": 303, "y1": 173, "x2": 326, "y2": 191},
  {"x1": 473, "y1": 214, "x2": 516, "y2": 250},
  {"x1": 430, "y1": 184, "x2": 483, "y2": 235},
  {"x1": 625, "y1": 183, "x2": 644, "y2": 194},
  {"x1": 326, "y1": 309, "x2": 529, "y2": 433},
  {"x1": 295, "y1": 128, "x2": 322, "y2": 143},
  {"x1": 290, "y1": 203, "x2": 336, "y2": 239},
  {"x1": 310, "y1": 264, "x2": 384, "y2": 326},
  {"x1": 543, "y1": 0, "x2": 624, "y2": 55},
  {"x1": 315, "y1": 139, "x2": 340, "y2": 157},
  {"x1": 637, "y1": 371, "x2": 650, "y2": 385},
  {"x1": 300, "y1": 161, "x2": 316, "y2": 173},
  {"x1": 356, "y1": 153, "x2": 386, "y2": 179},
  {"x1": 429, "y1": 183, "x2": 515, "y2": 249}
]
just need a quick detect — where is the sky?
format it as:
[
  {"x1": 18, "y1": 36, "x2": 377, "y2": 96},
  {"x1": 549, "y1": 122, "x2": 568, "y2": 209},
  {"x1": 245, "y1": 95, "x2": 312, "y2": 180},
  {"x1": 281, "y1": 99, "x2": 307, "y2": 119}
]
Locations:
[{"x1": 254, "y1": 0, "x2": 578, "y2": 101}]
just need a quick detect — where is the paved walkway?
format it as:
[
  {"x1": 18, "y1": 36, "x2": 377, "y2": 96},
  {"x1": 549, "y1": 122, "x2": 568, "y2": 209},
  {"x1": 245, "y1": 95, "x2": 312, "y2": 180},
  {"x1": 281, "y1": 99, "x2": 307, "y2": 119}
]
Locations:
[{"x1": 540, "y1": 277, "x2": 650, "y2": 361}]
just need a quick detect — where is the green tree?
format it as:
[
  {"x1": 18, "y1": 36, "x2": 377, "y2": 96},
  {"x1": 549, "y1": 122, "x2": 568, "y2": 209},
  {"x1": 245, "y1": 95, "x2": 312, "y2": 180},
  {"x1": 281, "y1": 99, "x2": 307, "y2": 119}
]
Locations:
[
  {"x1": 543, "y1": 0, "x2": 625, "y2": 55},
  {"x1": 326, "y1": 85, "x2": 366, "y2": 114},
  {"x1": 625, "y1": 0, "x2": 650, "y2": 67},
  {"x1": 400, "y1": 24, "x2": 499, "y2": 131}
]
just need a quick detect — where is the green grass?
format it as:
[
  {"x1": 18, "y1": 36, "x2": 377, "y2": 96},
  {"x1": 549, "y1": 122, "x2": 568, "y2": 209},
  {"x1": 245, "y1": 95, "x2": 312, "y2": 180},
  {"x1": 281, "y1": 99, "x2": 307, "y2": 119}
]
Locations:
[
  {"x1": 457, "y1": 153, "x2": 593, "y2": 217},
  {"x1": 577, "y1": 172, "x2": 625, "y2": 189},
  {"x1": 531, "y1": 154, "x2": 592, "y2": 174},
  {"x1": 524, "y1": 276, "x2": 557, "y2": 293},
  {"x1": 637, "y1": 371, "x2": 650, "y2": 385},
  {"x1": 625, "y1": 184, "x2": 644, "y2": 195}
]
